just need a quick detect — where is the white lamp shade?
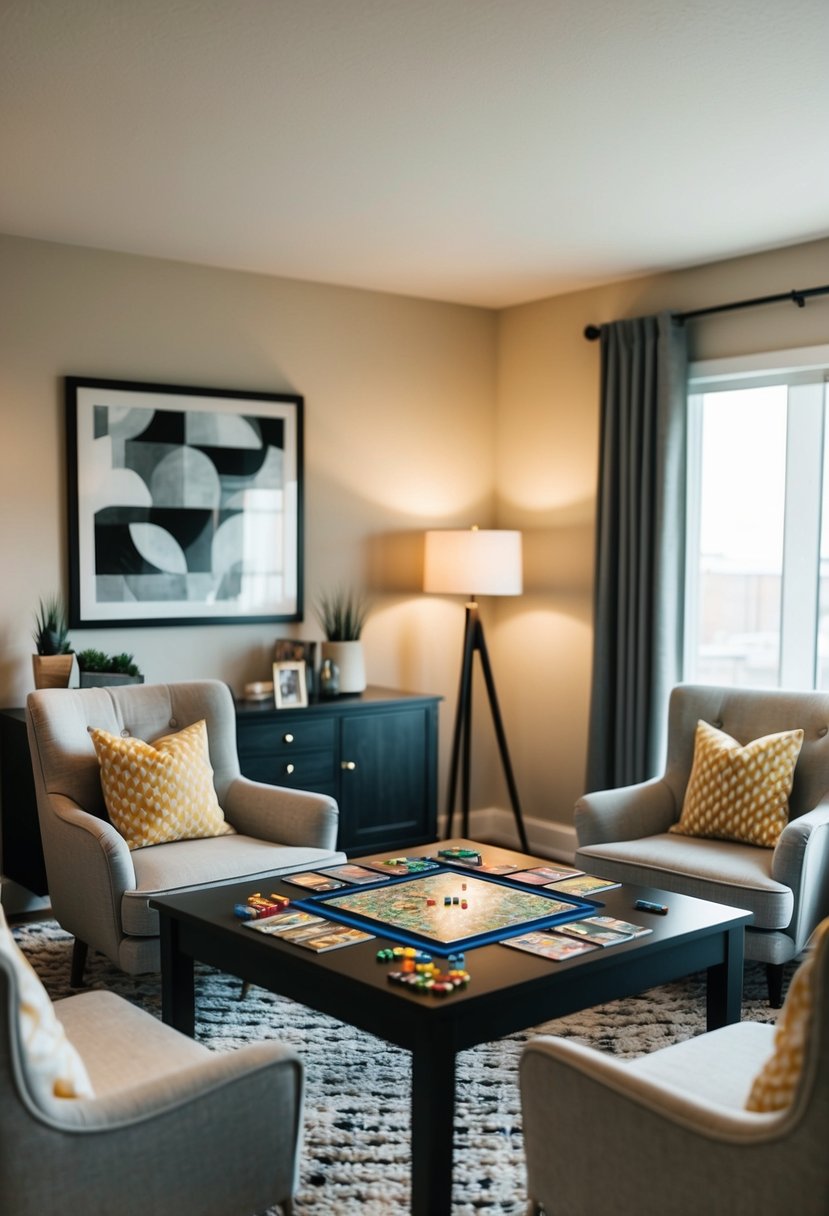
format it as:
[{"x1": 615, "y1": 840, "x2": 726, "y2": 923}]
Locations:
[{"x1": 423, "y1": 529, "x2": 522, "y2": 596}]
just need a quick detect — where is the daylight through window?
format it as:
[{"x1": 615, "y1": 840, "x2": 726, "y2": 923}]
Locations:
[{"x1": 684, "y1": 346, "x2": 829, "y2": 690}]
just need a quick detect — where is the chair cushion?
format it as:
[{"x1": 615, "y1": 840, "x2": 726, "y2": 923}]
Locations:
[
  {"x1": 746, "y1": 916, "x2": 829, "y2": 1111},
  {"x1": 0, "y1": 907, "x2": 94, "y2": 1103},
  {"x1": 629, "y1": 1020, "x2": 776, "y2": 1110},
  {"x1": 123, "y1": 835, "x2": 348, "y2": 935},
  {"x1": 576, "y1": 834, "x2": 794, "y2": 929},
  {"x1": 89, "y1": 718, "x2": 236, "y2": 851},
  {"x1": 54, "y1": 989, "x2": 208, "y2": 1096},
  {"x1": 670, "y1": 719, "x2": 803, "y2": 848}
]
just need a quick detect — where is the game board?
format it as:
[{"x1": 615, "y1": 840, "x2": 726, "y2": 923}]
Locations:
[{"x1": 292, "y1": 867, "x2": 593, "y2": 956}]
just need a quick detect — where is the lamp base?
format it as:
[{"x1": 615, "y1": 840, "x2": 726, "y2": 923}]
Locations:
[{"x1": 444, "y1": 603, "x2": 528, "y2": 852}]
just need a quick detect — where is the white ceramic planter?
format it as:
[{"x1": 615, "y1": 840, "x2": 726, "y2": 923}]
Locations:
[{"x1": 320, "y1": 640, "x2": 366, "y2": 694}]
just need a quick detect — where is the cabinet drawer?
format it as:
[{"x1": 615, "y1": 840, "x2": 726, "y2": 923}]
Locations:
[
  {"x1": 243, "y1": 752, "x2": 336, "y2": 789},
  {"x1": 238, "y1": 717, "x2": 336, "y2": 757}
]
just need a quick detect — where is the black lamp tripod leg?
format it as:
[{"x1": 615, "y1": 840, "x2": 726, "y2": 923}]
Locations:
[
  {"x1": 474, "y1": 617, "x2": 530, "y2": 853},
  {"x1": 444, "y1": 605, "x2": 476, "y2": 840},
  {"x1": 444, "y1": 603, "x2": 529, "y2": 852}
]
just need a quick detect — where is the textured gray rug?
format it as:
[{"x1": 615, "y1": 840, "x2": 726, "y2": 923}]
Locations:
[{"x1": 13, "y1": 917, "x2": 786, "y2": 1215}]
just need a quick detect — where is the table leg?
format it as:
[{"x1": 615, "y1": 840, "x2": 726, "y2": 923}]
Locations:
[
  {"x1": 706, "y1": 924, "x2": 745, "y2": 1030},
  {"x1": 159, "y1": 914, "x2": 195, "y2": 1036},
  {"x1": 410, "y1": 1028, "x2": 456, "y2": 1216}
]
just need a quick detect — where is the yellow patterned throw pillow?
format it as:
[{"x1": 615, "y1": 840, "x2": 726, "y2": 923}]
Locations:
[
  {"x1": 89, "y1": 718, "x2": 235, "y2": 850},
  {"x1": 670, "y1": 719, "x2": 803, "y2": 848},
  {"x1": 0, "y1": 906, "x2": 94, "y2": 1104},
  {"x1": 746, "y1": 917, "x2": 829, "y2": 1111}
]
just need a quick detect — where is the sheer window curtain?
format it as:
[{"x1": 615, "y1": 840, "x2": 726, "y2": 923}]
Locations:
[{"x1": 585, "y1": 313, "x2": 689, "y2": 792}]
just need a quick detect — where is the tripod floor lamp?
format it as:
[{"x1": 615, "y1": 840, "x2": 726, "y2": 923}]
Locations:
[{"x1": 423, "y1": 527, "x2": 529, "y2": 852}]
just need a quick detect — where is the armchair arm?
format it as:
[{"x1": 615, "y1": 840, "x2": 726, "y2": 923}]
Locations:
[
  {"x1": 574, "y1": 777, "x2": 677, "y2": 847},
  {"x1": 43, "y1": 795, "x2": 136, "y2": 962},
  {"x1": 222, "y1": 775, "x2": 339, "y2": 850},
  {"x1": 773, "y1": 800, "x2": 829, "y2": 951},
  {"x1": 51, "y1": 1039, "x2": 302, "y2": 1132}
]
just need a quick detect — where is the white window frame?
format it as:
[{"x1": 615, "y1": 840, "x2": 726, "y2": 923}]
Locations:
[{"x1": 685, "y1": 344, "x2": 829, "y2": 690}]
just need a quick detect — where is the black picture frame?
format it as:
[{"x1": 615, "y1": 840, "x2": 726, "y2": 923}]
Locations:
[{"x1": 65, "y1": 377, "x2": 303, "y2": 628}]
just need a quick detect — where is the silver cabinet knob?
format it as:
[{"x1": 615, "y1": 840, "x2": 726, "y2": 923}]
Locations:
[
  {"x1": 283, "y1": 733, "x2": 294, "y2": 744},
  {"x1": 286, "y1": 763, "x2": 295, "y2": 775},
  {"x1": 341, "y1": 760, "x2": 357, "y2": 771}
]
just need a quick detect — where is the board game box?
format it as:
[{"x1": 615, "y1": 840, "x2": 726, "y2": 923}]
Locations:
[{"x1": 291, "y1": 866, "x2": 593, "y2": 956}]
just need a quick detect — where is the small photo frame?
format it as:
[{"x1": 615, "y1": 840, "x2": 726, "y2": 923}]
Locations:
[
  {"x1": 274, "y1": 639, "x2": 317, "y2": 697},
  {"x1": 273, "y1": 660, "x2": 308, "y2": 709}
]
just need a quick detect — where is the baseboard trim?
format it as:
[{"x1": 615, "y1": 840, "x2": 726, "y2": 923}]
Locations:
[{"x1": 436, "y1": 807, "x2": 578, "y2": 863}]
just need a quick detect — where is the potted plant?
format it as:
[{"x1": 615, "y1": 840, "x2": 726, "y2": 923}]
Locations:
[
  {"x1": 76, "y1": 648, "x2": 144, "y2": 688},
  {"x1": 315, "y1": 588, "x2": 369, "y2": 694},
  {"x1": 32, "y1": 595, "x2": 75, "y2": 689}
]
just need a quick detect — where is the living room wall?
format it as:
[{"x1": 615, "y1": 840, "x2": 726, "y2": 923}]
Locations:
[
  {"x1": 493, "y1": 233, "x2": 829, "y2": 846},
  {"x1": 0, "y1": 233, "x2": 496, "y2": 813},
  {"x1": 2, "y1": 230, "x2": 828, "y2": 867}
]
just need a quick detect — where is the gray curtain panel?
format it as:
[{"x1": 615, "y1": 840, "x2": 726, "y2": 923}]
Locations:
[{"x1": 585, "y1": 312, "x2": 688, "y2": 792}]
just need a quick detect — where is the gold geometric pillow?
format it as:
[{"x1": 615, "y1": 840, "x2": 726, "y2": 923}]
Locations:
[
  {"x1": 746, "y1": 917, "x2": 829, "y2": 1111},
  {"x1": 670, "y1": 719, "x2": 803, "y2": 848},
  {"x1": 89, "y1": 719, "x2": 235, "y2": 851}
]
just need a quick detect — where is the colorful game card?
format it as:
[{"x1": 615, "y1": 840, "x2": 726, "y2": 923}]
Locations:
[
  {"x1": 548, "y1": 874, "x2": 621, "y2": 896},
  {"x1": 586, "y1": 915, "x2": 652, "y2": 938},
  {"x1": 281, "y1": 872, "x2": 347, "y2": 892},
  {"x1": 290, "y1": 925, "x2": 375, "y2": 952},
  {"x1": 321, "y1": 864, "x2": 393, "y2": 885},
  {"x1": 502, "y1": 931, "x2": 598, "y2": 961},
  {"x1": 555, "y1": 918, "x2": 634, "y2": 946},
  {"x1": 509, "y1": 866, "x2": 584, "y2": 886},
  {"x1": 243, "y1": 910, "x2": 327, "y2": 935},
  {"x1": 440, "y1": 856, "x2": 524, "y2": 875},
  {"x1": 358, "y1": 857, "x2": 440, "y2": 876}
]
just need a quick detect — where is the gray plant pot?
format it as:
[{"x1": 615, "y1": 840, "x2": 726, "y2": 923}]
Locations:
[{"x1": 78, "y1": 672, "x2": 145, "y2": 688}]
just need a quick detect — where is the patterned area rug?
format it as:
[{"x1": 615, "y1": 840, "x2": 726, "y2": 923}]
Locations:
[{"x1": 12, "y1": 917, "x2": 788, "y2": 1215}]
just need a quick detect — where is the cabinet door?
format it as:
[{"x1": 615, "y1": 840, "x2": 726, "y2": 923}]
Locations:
[{"x1": 338, "y1": 706, "x2": 435, "y2": 852}]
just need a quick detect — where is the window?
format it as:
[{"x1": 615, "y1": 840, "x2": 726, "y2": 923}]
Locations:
[{"x1": 684, "y1": 346, "x2": 829, "y2": 690}]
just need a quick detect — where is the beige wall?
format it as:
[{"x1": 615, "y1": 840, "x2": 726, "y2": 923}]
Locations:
[
  {"x1": 3, "y1": 230, "x2": 828, "y2": 853},
  {"x1": 0, "y1": 234, "x2": 496, "y2": 799},
  {"x1": 494, "y1": 234, "x2": 829, "y2": 832}
]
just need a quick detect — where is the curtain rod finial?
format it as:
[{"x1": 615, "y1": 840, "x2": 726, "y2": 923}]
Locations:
[{"x1": 584, "y1": 324, "x2": 601, "y2": 341}]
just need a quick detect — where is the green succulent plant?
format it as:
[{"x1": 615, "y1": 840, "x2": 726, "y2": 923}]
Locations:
[
  {"x1": 315, "y1": 588, "x2": 370, "y2": 641},
  {"x1": 32, "y1": 595, "x2": 73, "y2": 655},
  {"x1": 76, "y1": 648, "x2": 142, "y2": 677}
]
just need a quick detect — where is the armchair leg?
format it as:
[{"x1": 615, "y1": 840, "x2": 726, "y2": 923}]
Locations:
[
  {"x1": 766, "y1": 962, "x2": 785, "y2": 1008},
  {"x1": 70, "y1": 938, "x2": 88, "y2": 988}
]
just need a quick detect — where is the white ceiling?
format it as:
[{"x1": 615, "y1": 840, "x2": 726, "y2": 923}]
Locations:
[{"x1": 2, "y1": 0, "x2": 829, "y2": 309}]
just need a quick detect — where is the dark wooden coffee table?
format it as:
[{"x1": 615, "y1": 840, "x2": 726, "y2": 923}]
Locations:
[{"x1": 151, "y1": 839, "x2": 751, "y2": 1216}]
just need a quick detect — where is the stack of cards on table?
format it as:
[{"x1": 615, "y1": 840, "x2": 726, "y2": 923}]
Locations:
[
  {"x1": 243, "y1": 908, "x2": 374, "y2": 952},
  {"x1": 502, "y1": 915, "x2": 652, "y2": 960},
  {"x1": 556, "y1": 915, "x2": 652, "y2": 946}
]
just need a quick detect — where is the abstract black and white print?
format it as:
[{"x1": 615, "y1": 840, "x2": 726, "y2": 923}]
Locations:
[{"x1": 66, "y1": 379, "x2": 303, "y2": 626}]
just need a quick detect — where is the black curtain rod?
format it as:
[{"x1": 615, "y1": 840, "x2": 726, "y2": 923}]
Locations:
[{"x1": 583, "y1": 282, "x2": 829, "y2": 341}]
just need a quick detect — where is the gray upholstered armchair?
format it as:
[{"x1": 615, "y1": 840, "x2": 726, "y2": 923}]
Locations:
[
  {"x1": 0, "y1": 910, "x2": 304, "y2": 1216},
  {"x1": 575, "y1": 684, "x2": 829, "y2": 1005},
  {"x1": 26, "y1": 679, "x2": 344, "y2": 984},
  {"x1": 519, "y1": 918, "x2": 829, "y2": 1216}
]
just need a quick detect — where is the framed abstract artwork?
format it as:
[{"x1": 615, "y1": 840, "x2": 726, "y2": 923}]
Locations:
[{"x1": 65, "y1": 377, "x2": 303, "y2": 627}]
